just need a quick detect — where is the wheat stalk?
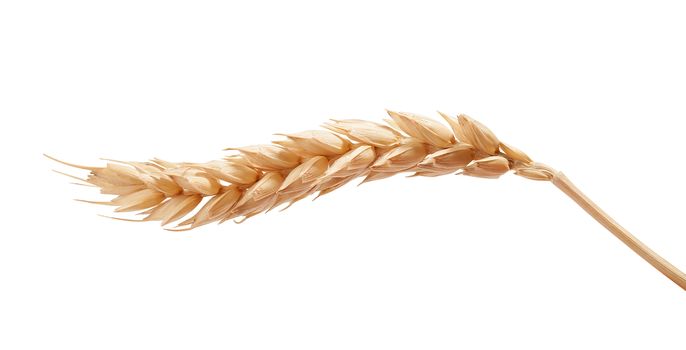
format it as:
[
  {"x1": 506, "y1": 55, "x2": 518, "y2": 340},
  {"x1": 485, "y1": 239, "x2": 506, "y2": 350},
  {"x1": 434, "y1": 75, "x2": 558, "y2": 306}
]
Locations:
[{"x1": 47, "y1": 110, "x2": 686, "y2": 290}]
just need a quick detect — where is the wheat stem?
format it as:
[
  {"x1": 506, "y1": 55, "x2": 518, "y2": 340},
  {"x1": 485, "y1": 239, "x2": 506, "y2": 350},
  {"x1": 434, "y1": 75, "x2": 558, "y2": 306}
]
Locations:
[{"x1": 552, "y1": 171, "x2": 686, "y2": 290}]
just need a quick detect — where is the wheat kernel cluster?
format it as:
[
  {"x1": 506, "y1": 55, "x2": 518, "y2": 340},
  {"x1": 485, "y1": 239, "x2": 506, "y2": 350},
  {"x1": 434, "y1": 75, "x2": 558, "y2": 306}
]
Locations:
[{"x1": 49, "y1": 110, "x2": 553, "y2": 231}]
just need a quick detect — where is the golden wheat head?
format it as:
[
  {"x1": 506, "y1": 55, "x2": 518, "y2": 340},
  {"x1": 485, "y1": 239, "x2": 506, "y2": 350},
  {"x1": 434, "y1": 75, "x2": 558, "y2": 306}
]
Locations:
[{"x1": 47, "y1": 110, "x2": 553, "y2": 230}]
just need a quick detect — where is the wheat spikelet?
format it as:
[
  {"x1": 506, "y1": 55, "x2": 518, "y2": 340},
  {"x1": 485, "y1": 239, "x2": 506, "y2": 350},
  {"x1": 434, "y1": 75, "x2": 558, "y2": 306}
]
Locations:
[{"x1": 47, "y1": 109, "x2": 686, "y2": 290}]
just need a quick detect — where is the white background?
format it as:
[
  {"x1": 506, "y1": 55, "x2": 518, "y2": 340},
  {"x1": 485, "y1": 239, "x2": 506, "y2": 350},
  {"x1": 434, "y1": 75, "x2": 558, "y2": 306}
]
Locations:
[{"x1": 1, "y1": 1, "x2": 685, "y2": 349}]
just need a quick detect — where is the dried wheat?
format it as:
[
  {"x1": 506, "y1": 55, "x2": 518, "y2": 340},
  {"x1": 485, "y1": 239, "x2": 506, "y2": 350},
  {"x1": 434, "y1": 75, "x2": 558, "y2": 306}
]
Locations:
[{"x1": 47, "y1": 110, "x2": 686, "y2": 290}]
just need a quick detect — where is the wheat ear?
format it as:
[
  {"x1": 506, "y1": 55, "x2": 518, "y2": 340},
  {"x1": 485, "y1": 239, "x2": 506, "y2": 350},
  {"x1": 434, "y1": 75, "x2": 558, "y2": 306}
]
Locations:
[{"x1": 47, "y1": 110, "x2": 686, "y2": 290}]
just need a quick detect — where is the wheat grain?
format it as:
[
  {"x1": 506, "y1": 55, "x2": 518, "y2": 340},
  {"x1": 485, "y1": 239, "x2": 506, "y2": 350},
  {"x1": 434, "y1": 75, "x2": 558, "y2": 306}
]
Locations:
[
  {"x1": 48, "y1": 111, "x2": 539, "y2": 230},
  {"x1": 47, "y1": 110, "x2": 686, "y2": 290}
]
